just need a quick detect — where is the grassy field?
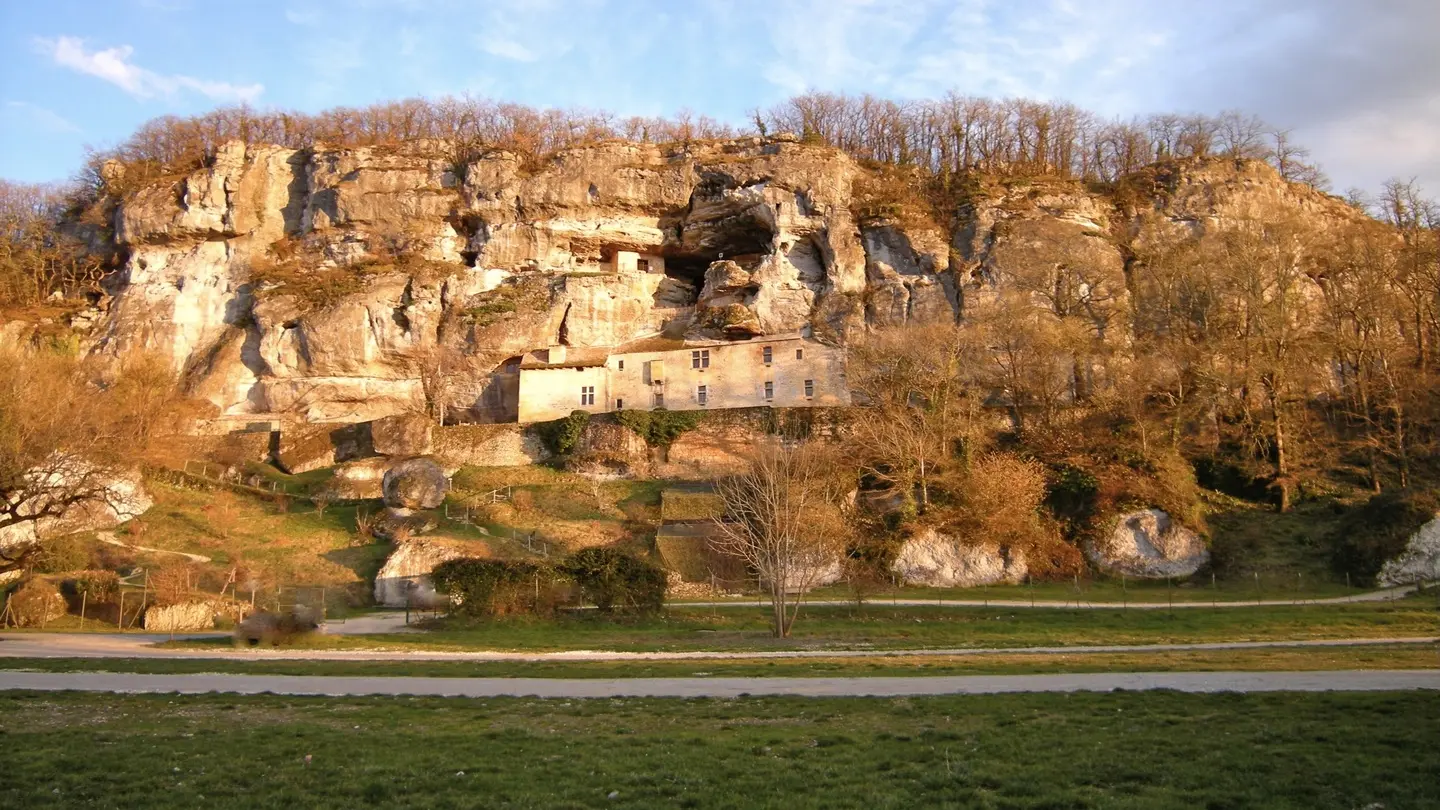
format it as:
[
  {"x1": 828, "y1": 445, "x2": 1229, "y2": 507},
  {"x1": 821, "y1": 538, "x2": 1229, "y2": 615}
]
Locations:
[
  {"x1": 3, "y1": 643, "x2": 1437, "y2": 679},
  {"x1": 752, "y1": 576, "x2": 1368, "y2": 605},
  {"x1": 2, "y1": 690, "x2": 1436, "y2": 808},
  {"x1": 162, "y1": 600, "x2": 1440, "y2": 653}
]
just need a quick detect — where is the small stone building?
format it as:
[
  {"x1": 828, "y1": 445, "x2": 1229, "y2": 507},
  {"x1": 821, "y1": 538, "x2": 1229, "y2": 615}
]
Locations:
[
  {"x1": 515, "y1": 333, "x2": 848, "y2": 423},
  {"x1": 609, "y1": 250, "x2": 666, "y2": 275}
]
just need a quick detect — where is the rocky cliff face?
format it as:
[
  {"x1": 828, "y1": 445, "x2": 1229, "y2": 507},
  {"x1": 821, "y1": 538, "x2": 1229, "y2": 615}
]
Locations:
[{"x1": 57, "y1": 137, "x2": 1366, "y2": 425}]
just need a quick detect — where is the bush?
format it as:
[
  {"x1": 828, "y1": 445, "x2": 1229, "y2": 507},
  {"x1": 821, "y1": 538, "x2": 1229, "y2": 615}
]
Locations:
[
  {"x1": 1329, "y1": 490, "x2": 1440, "y2": 586},
  {"x1": 431, "y1": 558, "x2": 568, "y2": 617},
  {"x1": 561, "y1": 547, "x2": 667, "y2": 614},
  {"x1": 6, "y1": 578, "x2": 66, "y2": 627},
  {"x1": 617, "y1": 409, "x2": 702, "y2": 447},
  {"x1": 1045, "y1": 464, "x2": 1099, "y2": 522},
  {"x1": 536, "y1": 410, "x2": 591, "y2": 456},
  {"x1": 65, "y1": 570, "x2": 120, "y2": 604}
]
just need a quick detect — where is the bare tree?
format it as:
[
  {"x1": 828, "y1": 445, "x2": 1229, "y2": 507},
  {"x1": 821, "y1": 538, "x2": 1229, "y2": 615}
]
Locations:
[
  {"x1": 0, "y1": 347, "x2": 174, "y2": 573},
  {"x1": 847, "y1": 324, "x2": 985, "y2": 511},
  {"x1": 713, "y1": 443, "x2": 852, "y2": 638}
]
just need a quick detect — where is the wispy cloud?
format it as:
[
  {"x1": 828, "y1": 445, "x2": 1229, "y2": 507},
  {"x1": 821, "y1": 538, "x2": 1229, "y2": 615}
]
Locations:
[
  {"x1": 478, "y1": 36, "x2": 540, "y2": 63},
  {"x1": 33, "y1": 35, "x2": 263, "y2": 103},
  {"x1": 2, "y1": 101, "x2": 82, "y2": 134}
]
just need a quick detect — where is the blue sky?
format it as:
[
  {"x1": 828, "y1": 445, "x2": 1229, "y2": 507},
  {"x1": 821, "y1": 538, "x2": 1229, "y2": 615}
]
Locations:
[{"x1": 2, "y1": 0, "x2": 1437, "y2": 194}]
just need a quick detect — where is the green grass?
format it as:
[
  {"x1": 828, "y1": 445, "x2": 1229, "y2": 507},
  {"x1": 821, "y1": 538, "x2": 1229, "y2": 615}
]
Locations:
[
  {"x1": 2, "y1": 690, "x2": 1437, "y2": 808},
  {"x1": 163, "y1": 601, "x2": 1440, "y2": 653},
  {"x1": 1206, "y1": 492, "x2": 1349, "y2": 582},
  {"x1": 3, "y1": 643, "x2": 1437, "y2": 679},
  {"x1": 785, "y1": 575, "x2": 1369, "y2": 605}
]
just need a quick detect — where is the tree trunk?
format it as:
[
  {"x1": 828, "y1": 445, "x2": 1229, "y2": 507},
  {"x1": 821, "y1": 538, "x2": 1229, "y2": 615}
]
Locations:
[{"x1": 1269, "y1": 385, "x2": 1291, "y2": 513}]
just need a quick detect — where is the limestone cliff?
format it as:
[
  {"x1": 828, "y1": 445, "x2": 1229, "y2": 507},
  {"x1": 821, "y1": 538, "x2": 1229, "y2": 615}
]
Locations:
[{"x1": 46, "y1": 137, "x2": 1368, "y2": 425}]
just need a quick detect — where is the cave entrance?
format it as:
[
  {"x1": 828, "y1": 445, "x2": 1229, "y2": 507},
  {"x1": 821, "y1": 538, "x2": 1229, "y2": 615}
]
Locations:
[{"x1": 662, "y1": 256, "x2": 711, "y2": 288}]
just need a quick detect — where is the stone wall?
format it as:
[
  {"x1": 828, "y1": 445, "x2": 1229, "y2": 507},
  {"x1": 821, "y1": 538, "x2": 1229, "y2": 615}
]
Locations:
[{"x1": 432, "y1": 424, "x2": 550, "y2": 467}]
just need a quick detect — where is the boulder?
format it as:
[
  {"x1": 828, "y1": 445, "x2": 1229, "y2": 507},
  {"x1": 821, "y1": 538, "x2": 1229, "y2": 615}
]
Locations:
[
  {"x1": 1378, "y1": 514, "x2": 1440, "y2": 587},
  {"x1": 142, "y1": 602, "x2": 215, "y2": 632},
  {"x1": 1087, "y1": 508, "x2": 1208, "y2": 578},
  {"x1": 373, "y1": 540, "x2": 470, "y2": 607},
  {"x1": 371, "y1": 413, "x2": 434, "y2": 457},
  {"x1": 324, "y1": 457, "x2": 390, "y2": 500},
  {"x1": 892, "y1": 529, "x2": 1028, "y2": 587},
  {"x1": 382, "y1": 457, "x2": 448, "y2": 510}
]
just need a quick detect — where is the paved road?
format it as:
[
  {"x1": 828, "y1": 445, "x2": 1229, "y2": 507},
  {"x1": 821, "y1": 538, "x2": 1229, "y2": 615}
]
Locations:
[
  {"x1": 1, "y1": 669, "x2": 1436, "y2": 697},
  {"x1": 0, "y1": 631, "x2": 1434, "y2": 662}
]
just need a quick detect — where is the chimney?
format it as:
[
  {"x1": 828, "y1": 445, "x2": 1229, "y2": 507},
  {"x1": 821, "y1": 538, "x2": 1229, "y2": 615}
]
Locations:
[{"x1": 547, "y1": 345, "x2": 567, "y2": 364}]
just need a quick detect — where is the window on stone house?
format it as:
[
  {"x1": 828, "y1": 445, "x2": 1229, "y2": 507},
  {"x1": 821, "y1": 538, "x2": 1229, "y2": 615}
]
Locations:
[
  {"x1": 580, "y1": 386, "x2": 595, "y2": 406},
  {"x1": 796, "y1": 348, "x2": 804, "y2": 360},
  {"x1": 636, "y1": 258, "x2": 650, "y2": 273},
  {"x1": 697, "y1": 384, "x2": 708, "y2": 406},
  {"x1": 616, "y1": 398, "x2": 624, "y2": 410},
  {"x1": 763, "y1": 381, "x2": 774, "y2": 400},
  {"x1": 692, "y1": 349, "x2": 709, "y2": 369},
  {"x1": 762, "y1": 346, "x2": 772, "y2": 365},
  {"x1": 617, "y1": 359, "x2": 624, "y2": 370},
  {"x1": 804, "y1": 379, "x2": 814, "y2": 398}
]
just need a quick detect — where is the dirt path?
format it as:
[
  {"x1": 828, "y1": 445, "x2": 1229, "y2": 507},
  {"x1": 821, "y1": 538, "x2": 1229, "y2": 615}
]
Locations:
[
  {"x1": 96, "y1": 531, "x2": 211, "y2": 564},
  {"x1": 1, "y1": 669, "x2": 1436, "y2": 698},
  {"x1": 0, "y1": 630, "x2": 1433, "y2": 663}
]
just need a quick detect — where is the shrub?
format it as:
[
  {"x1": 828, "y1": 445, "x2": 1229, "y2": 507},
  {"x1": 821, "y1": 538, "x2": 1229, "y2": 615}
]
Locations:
[
  {"x1": 33, "y1": 534, "x2": 92, "y2": 574},
  {"x1": 1329, "y1": 490, "x2": 1440, "y2": 586},
  {"x1": 65, "y1": 570, "x2": 120, "y2": 604},
  {"x1": 561, "y1": 547, "x2": 667, "y2": 614},
  {"x1": 148, "y1": 564, "x2": 198, "y2": 607},
  {"x1": 431, "y1": 558, "x2": 568, "y2": 617},
  {"x1": 536, "y1": 410, "x2": 591, "y2": 456},
  {"x1": 6, "y1": 578, "x2": 66, "y2": 627},
  {"x1": 1045, "y1": 464, "x2": 1099, "y2": 522}
]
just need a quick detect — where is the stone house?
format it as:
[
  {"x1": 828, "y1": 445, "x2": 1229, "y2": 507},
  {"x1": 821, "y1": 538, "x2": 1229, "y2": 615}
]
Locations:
[
  {"x1": 515, "y1": 333, "x2": 848, "y2": 423},
  {"x1": 608, "y1": 249, "x2": 666, "y2": 275}
]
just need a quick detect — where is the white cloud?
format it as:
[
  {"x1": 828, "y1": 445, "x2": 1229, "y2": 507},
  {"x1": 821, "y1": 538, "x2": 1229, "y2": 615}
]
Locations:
[
  {"x1": 34, "y1": 35, "x2": 263, "y2": 103},
  {"x1": 479, "y1": 37, "x2": 539, "y2": 63},
  {"x1": 1301, "y1": 93, "x2": 1440, "y2": 193},
  {"x1": 3, "y1": 101, "x2": 82, "y2": 134}
]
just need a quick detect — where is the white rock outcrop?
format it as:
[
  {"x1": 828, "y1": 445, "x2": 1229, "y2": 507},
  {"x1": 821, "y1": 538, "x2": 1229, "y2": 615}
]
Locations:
[
  {"x1": 1087, "y1": 508, "x2": 1208, "y2": 579},
  {"x1": 0, "y1": 464, "x2": 152, "y2": 549},
  {"x1": 1378, "y1": 514, "x2": 1440, "y2": 587},
  {"x1": 143, "y1": 602, "x2": 215, "y2": 632},
  {"x1": 373, "y1": 541, "x2": 468, "y2": 607},
  {"x1": 892, "y1": 529, "x2": 1028, "y2": 587}
]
